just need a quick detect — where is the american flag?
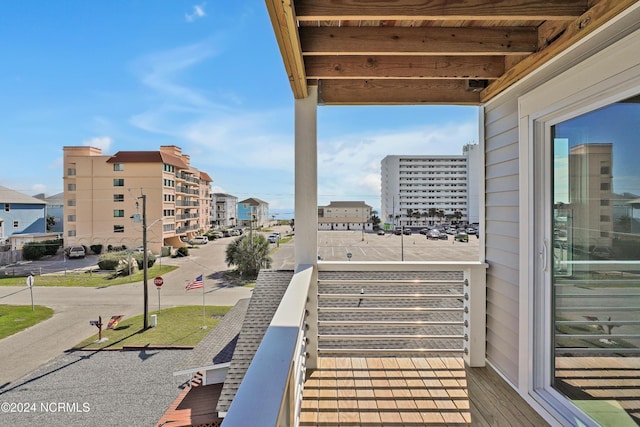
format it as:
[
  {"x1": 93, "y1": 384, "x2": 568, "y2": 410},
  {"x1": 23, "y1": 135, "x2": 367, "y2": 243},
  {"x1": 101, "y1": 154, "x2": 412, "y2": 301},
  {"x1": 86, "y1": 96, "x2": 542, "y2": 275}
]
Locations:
[{"x1": 185, "y1": 274, "x2": 204, "y2": 291}]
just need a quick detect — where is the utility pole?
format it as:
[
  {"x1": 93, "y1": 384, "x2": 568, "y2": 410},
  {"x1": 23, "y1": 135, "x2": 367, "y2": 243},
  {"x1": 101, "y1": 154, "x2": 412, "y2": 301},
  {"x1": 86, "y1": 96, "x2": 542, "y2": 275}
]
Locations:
[{"x1": 138, "y1": 194, "x2": 149, "y2": 330}]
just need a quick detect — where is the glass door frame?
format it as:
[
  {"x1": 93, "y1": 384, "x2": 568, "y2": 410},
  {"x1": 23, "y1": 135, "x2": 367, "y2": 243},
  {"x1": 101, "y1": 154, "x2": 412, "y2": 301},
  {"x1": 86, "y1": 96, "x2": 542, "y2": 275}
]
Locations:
[{"x1": 519, "y1": 28, "x2": 640, "y2": 426}]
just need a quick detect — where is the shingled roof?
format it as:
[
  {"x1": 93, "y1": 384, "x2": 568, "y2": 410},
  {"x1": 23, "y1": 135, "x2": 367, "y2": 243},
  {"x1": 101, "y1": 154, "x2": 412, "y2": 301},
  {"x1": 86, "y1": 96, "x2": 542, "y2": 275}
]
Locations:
[
  {"x1": 106, "y1": 150, "x2": 190, "y2": 169},
  {"x1": 216, "y1": 270, "x2": 293, "y2": 414},
  {"x1": 174, "y1": 298, "x2": 250, "y2": 377}
]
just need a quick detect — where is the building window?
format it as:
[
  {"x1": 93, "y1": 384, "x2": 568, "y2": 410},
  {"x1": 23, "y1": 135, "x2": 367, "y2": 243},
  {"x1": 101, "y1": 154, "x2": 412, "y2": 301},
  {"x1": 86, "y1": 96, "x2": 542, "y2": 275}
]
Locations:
[
  {"x1": 114, "y1": 194, "x2": 124, "y2": 202},
  {"x1": 68, "y1": 183, "x2": 76, "y2": 191},
  {"x1": 600, "y1": 166, "x2": 610, "y2": 175},
  {"x1": 67, "y1": 168, "x2": 76, "y2": 176},
  {"x1": 113, "y1": 163, "x2": 124, "y2": 171},
  {"x1": 114, "y1": 225, "x2": 125, "y2": 233},
  {"x1": 67, "y1": 215, "x2": 76, "y2": 222},
  {"x1": 4, "y1": 204, "x2": 9, "y2": 212},
  {"x1": 68, "y1": 230, "x2": 76, "y2": 237},
  {"x1": 68, "y1": 199, "x2": 76, "y2": 206},
  {"x1": 13, "y1": 221, "x2": 19, "y2": 228},
  {"x1": 114, "y1": 210, "x2": 125, "y2": 218},
  {"x1": 114, "y1": 179, "x2": 125, "y2": 187},
  {"x1": 600, "y1": 215, "x2": 610, "y2": 222},
  {"x1": 600, "y1": 199, "x2": 610, "y2": 206},
  {"x1": 600, "y1": 182, "x2": 610, "y2": 191}
]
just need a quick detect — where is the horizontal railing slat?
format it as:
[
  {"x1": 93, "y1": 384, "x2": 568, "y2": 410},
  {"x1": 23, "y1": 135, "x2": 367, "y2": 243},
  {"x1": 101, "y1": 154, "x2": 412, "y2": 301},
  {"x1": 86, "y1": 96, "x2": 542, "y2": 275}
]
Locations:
[
  {"x1": 319, "y1": 334, "x2": 464, "y2": 340},
  {"x1": 318, "y1": 293, "x2": 465, "y2": 299}
]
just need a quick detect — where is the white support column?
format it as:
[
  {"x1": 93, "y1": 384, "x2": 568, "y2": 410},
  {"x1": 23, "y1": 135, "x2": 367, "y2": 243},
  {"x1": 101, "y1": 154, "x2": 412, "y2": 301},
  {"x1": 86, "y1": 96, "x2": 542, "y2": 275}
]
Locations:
[
  {"x1": 464, "y1": 266, "x2": 487, "y2": 367},
  {"x1": 295, "y1": 86, "x2": 318, "y2": 368},
  {"x1": 294, "y1": 86, "x2": 318, "y2": 266}
]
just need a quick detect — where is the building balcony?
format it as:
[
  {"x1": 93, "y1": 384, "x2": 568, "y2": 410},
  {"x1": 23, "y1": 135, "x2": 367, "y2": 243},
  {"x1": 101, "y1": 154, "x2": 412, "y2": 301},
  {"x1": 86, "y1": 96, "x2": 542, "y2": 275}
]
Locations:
[
  {"x1": 218, "y1": 261, "x2": 545, "y2": 427},
  {"x1": 176, "y1": 200, "x2": 199, "y2": 207},
  {"x1": 175, "y1": 213, "x2": 199, "y2": 220},
  {"x1": 176, "y1": 185, "x2": 199, "y2": 195},
  {"x1": 176, "y1": 172, "x2": 200, "y2": 184}
]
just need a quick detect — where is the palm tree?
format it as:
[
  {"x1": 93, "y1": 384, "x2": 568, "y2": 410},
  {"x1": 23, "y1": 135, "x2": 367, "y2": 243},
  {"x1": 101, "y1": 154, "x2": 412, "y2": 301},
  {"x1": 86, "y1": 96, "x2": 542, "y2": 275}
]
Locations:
[
  {"x1": 406, "y1": 208, "x2": 414, "y2": 226},
  {"x1": 225, "y1": 234, "x2": 272, "y2": 279},
  {"x1": 428, "y1": 208, "x2": 437, "y2": 225}
]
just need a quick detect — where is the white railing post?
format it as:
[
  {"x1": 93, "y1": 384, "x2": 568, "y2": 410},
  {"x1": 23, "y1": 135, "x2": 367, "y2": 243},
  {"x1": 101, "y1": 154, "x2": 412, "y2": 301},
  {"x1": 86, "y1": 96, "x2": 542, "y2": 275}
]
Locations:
[{"x1": 464, "y1": 266, "x2": 487, "y2": 367}]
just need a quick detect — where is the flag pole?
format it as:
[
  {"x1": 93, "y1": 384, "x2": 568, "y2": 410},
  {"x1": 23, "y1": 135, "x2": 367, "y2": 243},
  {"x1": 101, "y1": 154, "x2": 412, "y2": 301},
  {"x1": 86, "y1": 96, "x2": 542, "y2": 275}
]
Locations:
[{"x1": 201, "y1": 275, "x2": 206, "y2": 329}]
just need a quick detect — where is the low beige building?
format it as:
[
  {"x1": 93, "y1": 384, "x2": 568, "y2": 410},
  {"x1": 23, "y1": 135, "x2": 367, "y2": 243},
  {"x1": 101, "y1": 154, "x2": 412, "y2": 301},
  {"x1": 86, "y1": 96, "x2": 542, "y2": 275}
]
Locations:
[
  {"x1": 318, "y1": 201, "x2": 373, "y2": 231},
  {"x1": 63, "y1": 145, "x2": 212, "y2": 254}
]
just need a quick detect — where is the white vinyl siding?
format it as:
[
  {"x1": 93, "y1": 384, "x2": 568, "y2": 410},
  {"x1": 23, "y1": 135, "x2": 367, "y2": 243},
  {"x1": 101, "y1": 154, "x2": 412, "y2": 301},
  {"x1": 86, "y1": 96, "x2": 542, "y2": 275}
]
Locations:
[{"x1": 484, "y1": 95, "x2": 521, "y2": 384}]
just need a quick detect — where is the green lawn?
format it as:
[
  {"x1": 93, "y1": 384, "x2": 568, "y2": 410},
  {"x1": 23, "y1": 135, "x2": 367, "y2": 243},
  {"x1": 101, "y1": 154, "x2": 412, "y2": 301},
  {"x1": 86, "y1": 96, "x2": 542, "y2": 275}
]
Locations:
[
  {"x1": 73, "y1": 305, "x2": 231, "y2": 350},
  {"x1": 0, "y1": 305, "x2": 54, "y2": 340},
  {"x1": 0, "y1": 264, "x2": 177, "y2": 287}
]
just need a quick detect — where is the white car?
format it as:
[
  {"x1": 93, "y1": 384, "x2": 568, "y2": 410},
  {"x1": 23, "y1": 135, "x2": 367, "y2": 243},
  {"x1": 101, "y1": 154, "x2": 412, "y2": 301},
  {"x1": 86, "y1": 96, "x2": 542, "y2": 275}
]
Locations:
[
  {"x1": 67, "y1": 246, "x2": 86, "y2": 259},
  {"x1": 190, "y1": 236, "x2": 208, "y2": 244}
]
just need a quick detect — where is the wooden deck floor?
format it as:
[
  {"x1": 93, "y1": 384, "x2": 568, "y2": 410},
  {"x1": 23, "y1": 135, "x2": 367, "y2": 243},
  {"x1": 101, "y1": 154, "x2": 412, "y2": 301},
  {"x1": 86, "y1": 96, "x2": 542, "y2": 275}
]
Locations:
[{"x1": 301, "y1": 357, "x2": 549, "y2": 427}]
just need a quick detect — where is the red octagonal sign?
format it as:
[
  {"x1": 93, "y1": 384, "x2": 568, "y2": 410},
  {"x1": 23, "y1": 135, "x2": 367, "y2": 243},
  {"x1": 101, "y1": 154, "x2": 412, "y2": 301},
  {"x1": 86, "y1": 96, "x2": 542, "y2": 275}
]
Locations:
[{"x1": 153, "y1": 276, "x2": 164, "y2": 287}]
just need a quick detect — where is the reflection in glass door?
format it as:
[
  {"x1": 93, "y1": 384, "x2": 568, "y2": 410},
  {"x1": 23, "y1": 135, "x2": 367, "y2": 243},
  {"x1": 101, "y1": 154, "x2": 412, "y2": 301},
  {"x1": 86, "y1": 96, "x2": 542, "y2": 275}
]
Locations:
[{"x1": 551, "y1": 95, "x2": 640, "y2": 425}]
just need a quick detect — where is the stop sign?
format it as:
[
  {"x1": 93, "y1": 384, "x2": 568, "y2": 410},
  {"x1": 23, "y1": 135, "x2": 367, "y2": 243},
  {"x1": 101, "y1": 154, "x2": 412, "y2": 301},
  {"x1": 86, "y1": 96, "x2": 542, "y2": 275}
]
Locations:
[{"x1": 153, "y1": 276, "x2": 164, "y2": 287}]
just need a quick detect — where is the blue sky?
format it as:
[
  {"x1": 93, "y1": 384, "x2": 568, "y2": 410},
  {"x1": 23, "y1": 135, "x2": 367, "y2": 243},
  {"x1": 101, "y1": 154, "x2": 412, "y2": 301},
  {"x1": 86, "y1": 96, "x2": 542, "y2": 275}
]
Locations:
[{"x1": 0, "y1": 2, "x2": 479, "y2": 211}]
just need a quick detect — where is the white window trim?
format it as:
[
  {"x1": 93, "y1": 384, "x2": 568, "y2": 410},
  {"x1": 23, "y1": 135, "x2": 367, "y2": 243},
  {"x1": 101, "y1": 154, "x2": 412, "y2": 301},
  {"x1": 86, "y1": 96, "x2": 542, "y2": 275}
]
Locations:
[{"x1": 519, "y1": 28, "x2": 640, "y2": 426}]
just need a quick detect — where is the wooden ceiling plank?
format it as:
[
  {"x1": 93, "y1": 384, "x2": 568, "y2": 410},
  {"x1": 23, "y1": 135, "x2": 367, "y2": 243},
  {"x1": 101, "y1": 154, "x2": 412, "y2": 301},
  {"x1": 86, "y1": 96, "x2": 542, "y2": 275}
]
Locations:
[
  {"x1": 305, "y1": 55, "x2": 504, "y2": 79},
  {"x1": 319, "y1": 79, "x2": 481, "y2": 105},
  {"x1": 481, "y1": 0, "x2": 639, "y2": 101},
  {"x1": 295, "y1": 0, "x2": 588, "y2": 21},
  {"x1": 266, "y1": 0, "x2": 308, "y2": 98},
  {"x1": 300, "y1": 26, "x2": 538, "y2": 55}
]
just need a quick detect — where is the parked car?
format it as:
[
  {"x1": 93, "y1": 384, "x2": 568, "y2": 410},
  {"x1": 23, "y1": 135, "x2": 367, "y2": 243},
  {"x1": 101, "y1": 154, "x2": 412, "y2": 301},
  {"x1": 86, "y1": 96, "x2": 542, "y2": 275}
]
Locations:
[
  {"x1": 426, "y1": 229, "x2": 441, "y2": 240},
  {"x1": 267, "y1": 234, "x2": 280, "y2": 243},
  {"x1": 419, "y1": 228, "x2": 429, "y2": 235},
  {"x1": 393, "y1": 227, "x2": 402, "y2": 235},
  {"x1": 403, "y1": 228, "x2": 412, "y2": 235},
  {"x1": 67, "y1": 246, "x2": 86, "y2": 259},
  {"x1": 377, "y1": 229, "x2": 386, "y2": 235},
  {"x1": 190, "y1": 236, "x2": 208, "y2": 244},
  {"x1": 133, "y1": 246, "x2": 153, "y2": 255},
  {"x1": 466, "y1": 227, "x2": 477, "y2": 235},
  {"x1": 454, "y1": 232, "x2": 469, "y2": 242},
  {"x1": 207, "y1": 230, "x2": 224, "y2": 239}
]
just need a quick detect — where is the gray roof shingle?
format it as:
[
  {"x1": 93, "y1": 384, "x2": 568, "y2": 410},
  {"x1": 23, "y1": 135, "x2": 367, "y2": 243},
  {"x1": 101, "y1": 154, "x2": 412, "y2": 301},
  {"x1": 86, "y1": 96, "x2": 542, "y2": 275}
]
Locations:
[
  {"x1": 174, "y1": 298, "x2": 250, "y2": 375},
  {"x1": 216, "y1": 270, "x2": 293, "y2": 413}
]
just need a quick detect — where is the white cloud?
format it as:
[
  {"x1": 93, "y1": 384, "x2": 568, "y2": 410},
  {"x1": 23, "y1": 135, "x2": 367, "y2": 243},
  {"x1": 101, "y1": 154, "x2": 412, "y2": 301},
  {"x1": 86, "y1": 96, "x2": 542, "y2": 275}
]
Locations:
[
  {"x1": 83, "y1": 136, "x2": 112, "y2": 152},
  {"x1": 316, "y1": 122, "x2": 478, "y2": 207},
  {"x1": 185, "y1": 3, "x2": 207, "y2": 22}
]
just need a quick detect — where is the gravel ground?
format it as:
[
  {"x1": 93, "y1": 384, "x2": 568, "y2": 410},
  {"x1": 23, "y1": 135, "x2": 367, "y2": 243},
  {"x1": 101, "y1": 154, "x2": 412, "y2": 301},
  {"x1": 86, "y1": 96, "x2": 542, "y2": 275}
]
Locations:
[{"x1": 0, "y1": 349, "x2": 189, "y2": 427}]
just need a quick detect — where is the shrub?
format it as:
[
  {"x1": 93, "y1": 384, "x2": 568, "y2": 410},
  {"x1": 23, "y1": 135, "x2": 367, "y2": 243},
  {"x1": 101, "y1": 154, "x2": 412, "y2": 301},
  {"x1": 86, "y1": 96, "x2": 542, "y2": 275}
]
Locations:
[
  {"x1": 97, "y1": 252, "x2": 127, "y2": 270},
  {"x1": 22, "y1": 243, "x2": 46, "y2": 260},
  {"x1": 90, "y1": 244, "x2": 103, "y2": 255},
  {"x1": 133, "y1": 253, "x2": 156, "y2": 269},
  {"x1": 174, "y1": 247, "x2": 189, "y2": 257}
]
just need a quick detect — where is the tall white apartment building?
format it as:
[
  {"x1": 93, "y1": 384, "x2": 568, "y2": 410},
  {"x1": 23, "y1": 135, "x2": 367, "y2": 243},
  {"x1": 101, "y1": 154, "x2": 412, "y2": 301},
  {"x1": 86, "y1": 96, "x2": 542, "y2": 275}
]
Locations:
[{"x1": 381, "y1": 150, "x2": 477, "y2": 227}]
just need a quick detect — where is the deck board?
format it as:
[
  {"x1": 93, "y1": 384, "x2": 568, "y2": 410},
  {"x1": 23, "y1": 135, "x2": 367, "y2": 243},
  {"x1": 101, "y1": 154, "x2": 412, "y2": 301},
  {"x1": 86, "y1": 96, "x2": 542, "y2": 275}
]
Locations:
[{"x1": 301, "y1": 356, "x2": 549, "y2": 427}]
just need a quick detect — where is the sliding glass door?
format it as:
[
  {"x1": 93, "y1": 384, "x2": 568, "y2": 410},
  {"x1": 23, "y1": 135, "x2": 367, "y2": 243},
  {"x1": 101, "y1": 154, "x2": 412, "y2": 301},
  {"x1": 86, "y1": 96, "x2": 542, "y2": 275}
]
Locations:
[{"x1": 549, "y1": 95, "x2": 640, "y2": 425}]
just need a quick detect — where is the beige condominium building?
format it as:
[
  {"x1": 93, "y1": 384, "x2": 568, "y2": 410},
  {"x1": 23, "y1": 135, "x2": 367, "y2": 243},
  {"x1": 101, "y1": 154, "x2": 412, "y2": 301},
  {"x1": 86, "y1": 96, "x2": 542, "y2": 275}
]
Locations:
[{"x1": 63, "y1": 145, "x2": 212, "y2": 254}]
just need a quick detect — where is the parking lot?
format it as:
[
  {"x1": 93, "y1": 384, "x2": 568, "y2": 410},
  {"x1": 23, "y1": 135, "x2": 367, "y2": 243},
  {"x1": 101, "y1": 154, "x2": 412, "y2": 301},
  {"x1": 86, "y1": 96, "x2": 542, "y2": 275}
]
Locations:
[{"x1": 316, "y1": 229, "x2": 480, "y2": 262}]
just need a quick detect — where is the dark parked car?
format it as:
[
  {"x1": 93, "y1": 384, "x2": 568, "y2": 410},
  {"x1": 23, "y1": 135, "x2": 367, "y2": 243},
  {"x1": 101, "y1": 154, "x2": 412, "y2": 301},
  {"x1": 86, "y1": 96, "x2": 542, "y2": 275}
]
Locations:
[{"x1": 426, "y1": 229, "x2": 441, "y2": 240}]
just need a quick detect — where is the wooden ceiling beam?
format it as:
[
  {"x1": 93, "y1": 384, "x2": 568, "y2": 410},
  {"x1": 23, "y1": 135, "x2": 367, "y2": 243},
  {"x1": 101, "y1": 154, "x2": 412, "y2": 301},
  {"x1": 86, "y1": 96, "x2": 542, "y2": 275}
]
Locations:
[
  {"x1": 300, "y1": 27, "x2": 538, "y2": 56},
  {"x1": 305, "y1": 55, "x2": 504, "y2": 79},
  {"x1": 481, "y1": 0, "x2": 639, "y2": 101},
  {"x1": 265, "y1": 0, "x2": 307, "y2": 98},
  {"x1": 295, "y1": 0, "x2": 588, "y2": 21},
  {"x1": 318, "y1": 79, "x2": 481, "y2": 105}
]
